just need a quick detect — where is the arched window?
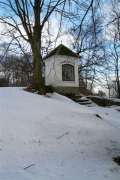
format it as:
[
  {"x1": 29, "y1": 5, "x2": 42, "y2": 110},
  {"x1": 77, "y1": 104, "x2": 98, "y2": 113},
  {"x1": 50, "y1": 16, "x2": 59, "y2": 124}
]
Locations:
[{"x1": 62, "y1": 64, "x2": 75, "y2": 81}]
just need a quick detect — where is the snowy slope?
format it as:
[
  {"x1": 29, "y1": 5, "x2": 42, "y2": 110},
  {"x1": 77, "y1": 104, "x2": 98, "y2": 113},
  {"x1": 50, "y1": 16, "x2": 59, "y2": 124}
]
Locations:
[{"x1": 0, "y1": 87, "x2": 120, "y2": 180}]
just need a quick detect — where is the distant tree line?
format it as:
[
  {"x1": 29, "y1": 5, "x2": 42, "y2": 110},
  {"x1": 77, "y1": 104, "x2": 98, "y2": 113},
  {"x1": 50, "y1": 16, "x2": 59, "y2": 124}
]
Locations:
[{"x1": 0, "y1": 54, "x2": 33, "y2": 86}]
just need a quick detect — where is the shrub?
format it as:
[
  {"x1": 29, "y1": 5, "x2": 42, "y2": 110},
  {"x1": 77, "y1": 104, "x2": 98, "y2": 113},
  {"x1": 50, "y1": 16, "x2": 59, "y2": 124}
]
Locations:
[
  {"x1": 64, "y1": 93, "x2": 75, "y2": 99},
  {"x1": 98, "y1": 90, "x2": 106, "y2": 97},
  {"x1": 45, "y1": 85, "x2": 54, "y2": 93}
]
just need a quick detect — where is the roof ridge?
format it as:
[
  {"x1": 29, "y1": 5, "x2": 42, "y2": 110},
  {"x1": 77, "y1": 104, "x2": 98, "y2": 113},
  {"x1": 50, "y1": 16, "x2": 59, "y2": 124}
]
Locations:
[{"x1": 44, "y1": 44, "x2": 79, "y2": 59}]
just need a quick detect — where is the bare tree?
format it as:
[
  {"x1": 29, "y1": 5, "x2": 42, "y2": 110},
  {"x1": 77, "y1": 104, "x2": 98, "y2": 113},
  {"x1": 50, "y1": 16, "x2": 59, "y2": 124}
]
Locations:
[
  {"x1": 106, "y1": 0, "x2": 120, "y2": 98},
  {"x1": 69, "y1": 0, "x2": 104, "y2": 92},
  {"x1": 0, "y1": 0, "x2": 69, "y2": 92}
]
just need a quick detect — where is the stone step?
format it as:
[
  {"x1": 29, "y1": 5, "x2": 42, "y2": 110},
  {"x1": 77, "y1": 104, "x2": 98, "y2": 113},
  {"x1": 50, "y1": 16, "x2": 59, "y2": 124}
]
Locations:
[
  {"x1": 78, "y1": 102, "x2": 92, "y2": 105},
  {"x1": 72, "y1": 96, "x2": 96, "y2": 106},
  {"x1": 75, "y1": 99, "x2": 90, "y2": 102}
]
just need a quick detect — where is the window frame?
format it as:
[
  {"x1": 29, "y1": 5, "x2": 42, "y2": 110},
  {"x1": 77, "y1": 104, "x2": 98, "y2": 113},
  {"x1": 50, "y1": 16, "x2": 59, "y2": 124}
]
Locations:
[{"x1": 62, "y1": 63, "x2": 75, "y2": 81}]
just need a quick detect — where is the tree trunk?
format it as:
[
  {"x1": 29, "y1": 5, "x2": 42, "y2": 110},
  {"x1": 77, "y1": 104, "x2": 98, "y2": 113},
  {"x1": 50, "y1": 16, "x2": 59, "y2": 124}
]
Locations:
[
  {"x1": 30, "y1": 1, "x2": 45, "y2": 93},
  {"x1": 116, "y1": 79, "x2": 120, "y2": 98},
  {"x1": 115, "y1": 56, "x2": 120, "y2": 98},
  {"x1": 31, "y1": 41, "x2": 45, "y2": 93}
]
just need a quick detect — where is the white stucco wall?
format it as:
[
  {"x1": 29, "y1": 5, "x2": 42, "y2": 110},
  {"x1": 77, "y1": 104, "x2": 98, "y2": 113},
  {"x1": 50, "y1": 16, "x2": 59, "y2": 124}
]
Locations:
[{"x1": 45, "y1": 55, "x2": 79, "y2": 87}]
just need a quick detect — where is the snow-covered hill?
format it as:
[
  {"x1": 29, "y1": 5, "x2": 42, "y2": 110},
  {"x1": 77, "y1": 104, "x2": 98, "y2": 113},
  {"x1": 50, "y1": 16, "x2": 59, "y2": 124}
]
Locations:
[{"x1": 0, "y1": 87, "x2": 120, "y2": 180}]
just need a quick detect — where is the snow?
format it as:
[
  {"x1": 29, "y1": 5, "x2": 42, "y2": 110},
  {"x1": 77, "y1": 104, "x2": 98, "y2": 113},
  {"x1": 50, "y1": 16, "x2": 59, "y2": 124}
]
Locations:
[
  {"x1": 0, "y1": 87, "x2": 120, "y2": 180},
  {"x1": 89, "y1": 95, "x2": 120, "y2": 103}
]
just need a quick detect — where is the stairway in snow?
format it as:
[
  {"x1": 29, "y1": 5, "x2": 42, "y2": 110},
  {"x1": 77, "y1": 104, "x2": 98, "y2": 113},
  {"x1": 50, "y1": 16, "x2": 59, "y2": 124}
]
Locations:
[{"x1": 73, "y1": 96, "x2": 96, "y2": 107}]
